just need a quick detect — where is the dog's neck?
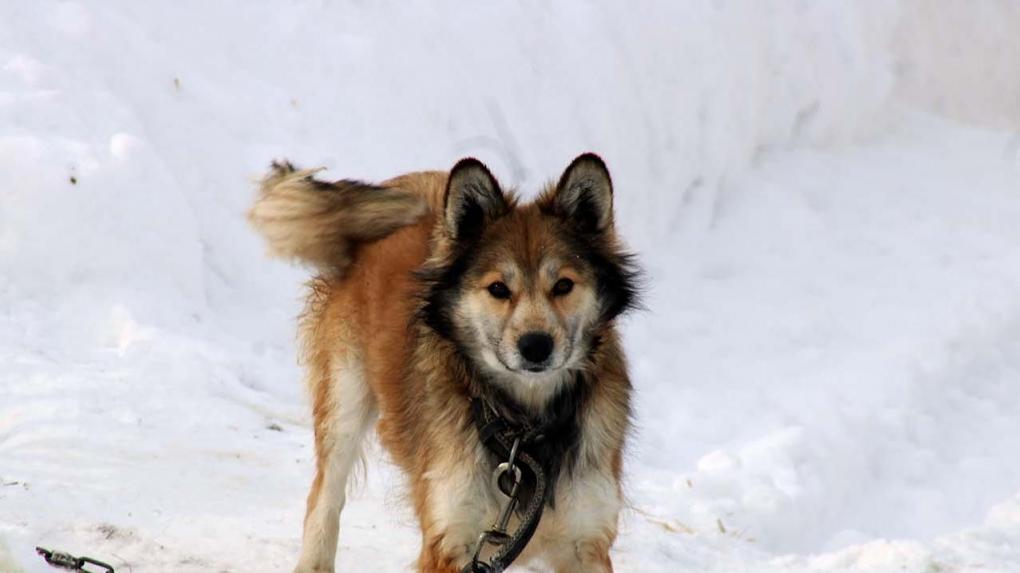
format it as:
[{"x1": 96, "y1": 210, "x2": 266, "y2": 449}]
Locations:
[
  {"x1": 467, "y1": 334, "x2": 604, "y2": 420},
  {"x1": 469, "y1": 366, "x2": 590, "y2": 440},
  {"x1": 469, "y1": 366, "x2": 591, "y2": 503},
  {"x1": 484, "y1": 368, "x2": 575, "y2": 416}
]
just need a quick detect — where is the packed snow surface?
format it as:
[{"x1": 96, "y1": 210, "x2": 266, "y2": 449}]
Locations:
[{"x1": 2, "y1": 2, "x2": 1019, "y2": 572}]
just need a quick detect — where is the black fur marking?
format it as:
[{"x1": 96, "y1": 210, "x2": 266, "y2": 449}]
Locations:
[
  {"x1": 570, "y1": 186, "x2": 605, "y2": 235},
  {"x1": 269, "y1": 159, "x2": 296, "y2": 174},
  {"x1": 416, "y1": 242, "x2": 480, "y2": 340},
  {"x1": 471, "y1": 368, "x2": 593, "y2": 509},
  {"x1": 588, "y1": 246, "x2": 641, "y2": 323},
  {"x1": 454, "y1": 193, "x2": 488, "y2": 240},
  {"x1": 555, "y1": 153, "x2": 613, "y2": 233},
  {"x1": 445, "y1": 158, "x2": 508, "y2": 240},
  {"x1": 309, "y1": 178, "x2": 387, "y2": 195}
]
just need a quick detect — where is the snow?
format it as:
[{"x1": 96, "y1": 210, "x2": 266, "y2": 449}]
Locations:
[{"x1": 2, "y1": 2, "x2": 1019, "y2": 572}]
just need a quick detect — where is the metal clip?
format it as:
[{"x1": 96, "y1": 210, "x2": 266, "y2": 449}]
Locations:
[
  {"x1": 490, "y1": 436, "x2": 521, "y2": 497},
  {"x1": 467, "y1": 437, "x2": 523, "y2": 573}
]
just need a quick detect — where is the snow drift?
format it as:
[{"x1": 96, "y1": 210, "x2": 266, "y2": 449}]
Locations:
[{"x1": 2, "y1": 2, "x2": 1020, "y2": 572}]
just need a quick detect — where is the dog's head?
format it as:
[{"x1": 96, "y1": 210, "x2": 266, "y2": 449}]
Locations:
[{"x1": 420, "y1": 154, "x2": 638, "y2": 407}]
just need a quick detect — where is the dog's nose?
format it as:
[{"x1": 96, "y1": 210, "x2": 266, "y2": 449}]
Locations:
[{"x1": 518, "y1": 332, "x2": 553, "y2": 366}]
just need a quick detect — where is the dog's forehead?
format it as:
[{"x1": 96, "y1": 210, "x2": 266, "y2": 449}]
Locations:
[{"x1": 477, "y1": 208, "x2": 576, "y2": 275}]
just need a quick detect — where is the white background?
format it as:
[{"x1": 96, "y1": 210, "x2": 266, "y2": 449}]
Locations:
[{"x1": 2, "y1": 2, "x2": 1020, "y2": 571}]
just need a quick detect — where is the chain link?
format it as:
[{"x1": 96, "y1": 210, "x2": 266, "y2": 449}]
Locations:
[{"x1": 36, "y1": 547, "x2": 115, "y2": 573}]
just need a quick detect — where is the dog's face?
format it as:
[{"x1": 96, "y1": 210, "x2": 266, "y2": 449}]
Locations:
[
  {"x1": 460, "y1": 214, "x2": 601, "y2": 376},
  {"x1": 421, "y1": 154, "x2": 637, "y2": 405}
]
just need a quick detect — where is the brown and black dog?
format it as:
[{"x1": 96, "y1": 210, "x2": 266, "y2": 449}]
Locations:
[{"x1": 250, "y1": 154, "x2": 638, "y2": 572}]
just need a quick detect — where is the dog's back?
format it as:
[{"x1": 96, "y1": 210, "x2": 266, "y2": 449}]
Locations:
[
  {"x1": 250, "y1": 165, "x2": 447, "y2": 572},
  {"x1": 250, "y1": 163, "x2": 447, "y2": 429}
]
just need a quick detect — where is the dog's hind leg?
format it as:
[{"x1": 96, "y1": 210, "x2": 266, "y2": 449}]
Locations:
[{"x1": 294, "y1": 352, "x2": 376, "y2": 573}]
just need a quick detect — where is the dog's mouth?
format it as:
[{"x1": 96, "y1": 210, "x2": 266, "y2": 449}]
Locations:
[
  {"x1": 509, "y1": 360, "x2": 568, "y2": 377},
  {"x1": 488, "y1": 337, "x2": 580, "y2": 378},
  {"x1": 494, "y1": 353, "x2": 562, "y2": 376}
]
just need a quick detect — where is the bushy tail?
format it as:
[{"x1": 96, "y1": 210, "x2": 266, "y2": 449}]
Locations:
[{"x1": 249, "y1": 161, "x2": 426, "y2": 276}]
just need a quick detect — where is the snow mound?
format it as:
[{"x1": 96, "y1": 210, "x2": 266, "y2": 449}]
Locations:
[{"x1": 2, "y1": 2, "x2": 1020, "y2": 572}]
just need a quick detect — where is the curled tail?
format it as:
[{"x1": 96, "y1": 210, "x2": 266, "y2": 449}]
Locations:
[{"x1": 249, "y1": 161, "x2": 426, "y2": 276}]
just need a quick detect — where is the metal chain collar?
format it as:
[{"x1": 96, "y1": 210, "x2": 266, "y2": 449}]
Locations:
[{"x1": 463, "y1": 400, "x2": 551, "y2": 573}]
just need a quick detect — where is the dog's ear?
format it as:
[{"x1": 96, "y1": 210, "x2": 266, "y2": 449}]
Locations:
[
  {"x1": 552, "y1": 153, "x2": 613, "y2": 234},
  {"x1": 444, "y1": 158, "x2": 508, "y2": 240}
]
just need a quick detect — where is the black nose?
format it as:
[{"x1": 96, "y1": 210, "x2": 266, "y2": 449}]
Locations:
[{"x1": 518, "y1": 332, "x2": 554, "y2": 365}]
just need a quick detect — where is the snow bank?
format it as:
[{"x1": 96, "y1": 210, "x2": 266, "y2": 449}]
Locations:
[
  {"x1": 630, "y1": 116, "x2": 1020, "y2": 554},
  {"x1": 893, "y1": 0, "x2": 1020, "y2": 128},
  {"x1": 3, "y1": 2, "x2": 1020, "y2": 572},
  {"x1": 1, "y1": 1, "x2": 906, "y2": 331}
]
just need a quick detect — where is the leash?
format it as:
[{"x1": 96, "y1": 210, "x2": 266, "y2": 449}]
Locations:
[
  {"x1": 36, "y1": 547, "x2": 114, "y2": 573},
  {"x1": 462, "y1": 399, "x2": 550, "y2": 573}
]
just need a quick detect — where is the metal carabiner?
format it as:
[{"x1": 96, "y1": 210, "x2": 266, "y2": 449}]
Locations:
[
  {"x1": 466, "y1": 437, "x2": 524, "y2": 573},
  {"x1": 490, "y1": 437, "x2": 521, "y2": 497},
  {"x1": 491, "y1": 461, "x2": 522, "y2": 498}
]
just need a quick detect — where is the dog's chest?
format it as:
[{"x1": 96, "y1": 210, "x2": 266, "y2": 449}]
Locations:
[{"x1": 425, "y1": 438, "x2": 620, "y2": 565}]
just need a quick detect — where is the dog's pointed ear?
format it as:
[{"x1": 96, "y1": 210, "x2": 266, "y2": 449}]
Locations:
[
  {"x1": 444, "y1": 158, "x2": 508, "y2": 240},
  {"x1": 553, "y1": 153, "x2": 613, "y2": 234}
]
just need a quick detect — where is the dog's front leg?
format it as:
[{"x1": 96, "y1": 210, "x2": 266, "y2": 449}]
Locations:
[
  {"x1": 416, "y1": 537, "x2": 466, "y2": 573},
  {"x1": 550, "y1": 540, "x2": 615, "y2": 573},
  {"x1": 546, "y1": 469, "x2": 621, "y2": 573},
  {"x1": 416, "y1": 459, "x2": 494, "y2": 573}
]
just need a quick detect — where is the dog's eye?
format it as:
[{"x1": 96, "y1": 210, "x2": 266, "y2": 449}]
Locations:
[
  {"x1": 552, "y1": 278, "x2": 574, "y2": 296},
  {"x1": 487, "y1": 281, "x2": 512, "y2": 300}
]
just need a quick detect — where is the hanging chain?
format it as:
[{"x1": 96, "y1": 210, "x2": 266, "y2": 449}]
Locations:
[
  {"x1": 36, "y1": 547, "x2": 115, "y2": 573},
  {"x1": 464, "y1": 398, "x2": 553, "y2": 573},
  {"x1": 465, "y1": 437, "x2": 523, "y2": 573}
]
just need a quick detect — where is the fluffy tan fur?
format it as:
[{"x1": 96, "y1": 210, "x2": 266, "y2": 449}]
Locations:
[
  {"x1": 251, "y1": 161, "x2": 631, "y2": 573},
  {"x1": 249, "y1": 162, "x2": 427, "y2": 277}
]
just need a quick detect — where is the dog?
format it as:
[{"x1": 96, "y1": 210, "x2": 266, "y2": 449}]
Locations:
[{"x1": 249, "y1": 154, "x2": 639, "y2": 572}]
